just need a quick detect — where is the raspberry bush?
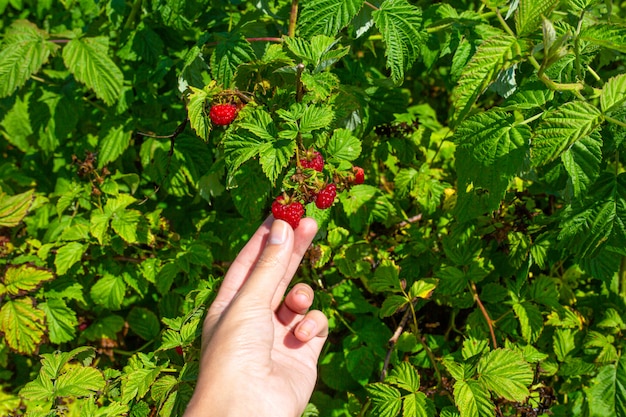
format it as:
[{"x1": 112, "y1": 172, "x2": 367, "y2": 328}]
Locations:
[{"x1": 1, "y1": 0, "x2": 626, "y2": 416}]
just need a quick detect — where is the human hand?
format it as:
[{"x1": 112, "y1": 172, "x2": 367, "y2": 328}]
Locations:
[{"x1": 183, "y1": 217, "x2": 328, "y2": 417}]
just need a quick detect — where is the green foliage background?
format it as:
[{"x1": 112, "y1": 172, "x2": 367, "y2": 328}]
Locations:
[{"x1": 1, "y1": 0, "x2": 626, "y2": 416}]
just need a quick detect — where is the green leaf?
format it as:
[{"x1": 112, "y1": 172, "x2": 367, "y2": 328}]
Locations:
[
  {"x1": 0, "y1": 297, "x2": 46, "y2": 354},
  {"x1": 585, "y1": 356, "x2": 626, "y2": 417},
  {"x1": 365, "y1": 383, "x2": 403, "y2": 417},
  {"x1": 370, "y1": 260, "x2": 402, "y2": 292},
  {"x1": 561, "y1": 130, "x2": 603, "y2": 198},
  {"x1": 54, "y1": 241, "x2": 86, "y2": 276},
  {"x1": 62, "y1": 37, "x2": 124, "y2": 106},
  {"x1": 477, "y1": 348, "x2": 534, "y2": 402},
  {"x1": 380, "y1": 295, "x2": 408, "y2": 317},
  {"x1": 558, "y1": 172, "x2": 626, "y2": 258},
  {"x1": 453, "y1": 380, "x2": 494, "y2": 417},
  {"x1": 19, "y1": 375, "x2": 54, "y2": 403},
  {"x1": 327, "y1": 129, "x2": 362, "y2": 161},
  {"x1": 341, "y1": 184, "x2": 380, "y2": 232},
  {"x1": 259, "y1": 138, "x2": 296, "y2": 184},
  {"x1": 345, "y1": 346, "x2": 375, "y2": 384},
  {"x1": 121, "y1": 354, "x2": 163, "y2": 403},
  {"x1": 110, "y1": 208, "x2": 142, "y2": 243},
  {"x1": 513, "y1": 301, "x2": 544, "y2": 343},
  {"x1": 98, "y1": 125, "x2": 132, "y2": 168},
  {"x1": 0, "y1": 20, "x2": 56, "y2": 98},
  {"x1": 40, "y1": 298, "x2": 77, "y2": 344},
  {"x1": 372, "y1": 0, "x2": 424, "y2": 84},
  {"x1": 90, "y1": 274, "x2": 127, "y2": 310},
  {"x1": 55, "y1": 366, "x2": 105, "y2": 397},
  {"x1": 403, "y1": 392, "x2": 436, "y2": 417},
  {"x1": 531, "y1": 101, "x2": 603, "y2": 166},
  {"x1": 515, "y1": 0, "x2": 559, "y2": 36},
  {"x1": 579, "y1": 24, "x2": 626, "y2": 53},
  {"x1": 387, "y1": 361, "x2": 421, "y2": 392},
  {"x1": 298, "y1": 0, "x2": 365, "y2": 38},
  {"x1": 210, "y1": 32, "x2": 256, "y2": 87},
  {"x1": 409, "y1": 279, "x2": 438, "y2": 299},
  {"x1": 299, "y1": 104, "x2": 335, "y2": 135},
  {"x1": 284, "y1": 35, "x2": 350, "y2": 73},
  {"x1": 0, "y1": 189, "x2": 34, "y2": 227},
  {"x1": 127, "y1": 307, "x2": 161, "y2": 341},
  {"x1": 452, "y1": 35, "x2": 521, "y2": 123},
  {"x1": 229, "y1": 162, "x2": 271, "y2": 220},
  {"x1": 0, "y1": 265, "x2": 53, "y2": 297},
  {"x1": 601, "y1": 73, "x2": 626, "y2": 114}
]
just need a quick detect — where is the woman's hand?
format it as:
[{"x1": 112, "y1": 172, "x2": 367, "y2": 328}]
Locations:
[{"x1": 184, "y1": 217, "x2": 328, "y2": 417}]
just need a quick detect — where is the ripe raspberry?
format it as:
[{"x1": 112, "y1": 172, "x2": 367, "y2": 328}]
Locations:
[
  {"x1": 301, "y1": 150, "x2": 324, "y2": 172},
  {"x1": 209, "y1": 103, "x2": 238, "y2": 126},
  {"x1": 315, "y1": 183, "x2": 337, "y2": 209},
  {"x1": 353, "y1": 166, "x2": 365, "y2": 184},
  {"x1": 271, "y1": 196, "x2": 305, "y2": 229}
]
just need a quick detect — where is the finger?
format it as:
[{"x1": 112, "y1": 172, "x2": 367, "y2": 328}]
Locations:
[
  {"x1": 270, "y1": 217, "x2": 318, "y2": 309},
  {"x1": 294, "y1": 310, "x2": 329, "y2": 343},
  {"x1": 276, "y1": 283, "x2": 314, "y2": 326},
  {"x1": 207, "y1": 216, "x2": 274, "y2": 319},
  {"x1": 238, "y1": 219, "x2": 295, "y2": 305}
]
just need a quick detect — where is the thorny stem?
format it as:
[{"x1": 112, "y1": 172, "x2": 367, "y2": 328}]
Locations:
[
  {"x1": 288, "y1": 0, "x2": 298, "y2": 37},
  {"x1": 471, "y1": 282, "x2": 498, "y2": 348},
  {"x1": 381, "y1": 305, "x2": 413, "y2": 380},
  {"x1": 124, "y1": 0, "x2": 142, "y2": 30},
  {"x1": 495, "y1": 8, "x2": 516, "y2": 37},
  {"x1": 528, "y1": 55, "x2": 585, "y2": 97},
  {"x1": 606, "y1": 115, "x2": 626, "y2": 129}
]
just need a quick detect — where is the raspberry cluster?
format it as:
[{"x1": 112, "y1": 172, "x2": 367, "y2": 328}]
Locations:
[{"x1": 271, "y1": 148, "x2": 365, "y2": 229}]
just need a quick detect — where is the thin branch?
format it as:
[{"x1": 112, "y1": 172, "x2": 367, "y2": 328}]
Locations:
[
  {"x1": 364, "y1": 1, "x2": 379, "y2": 10},
  {"x1": 471, "y1": 282, "x2": 498, "y2": 348},
  {"x1": 289, "y1": 0, "x2": 298, "y2": 37},
  {"x1": 381, "y1": 305, "x2": 413, "y2": 380}
]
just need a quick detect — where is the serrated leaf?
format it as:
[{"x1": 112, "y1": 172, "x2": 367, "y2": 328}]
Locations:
[
  {"x1": 298, "y1": 0, "x2": 365, "y2": 38},
  {"x1": 210, "y1": 32, "x2": 256, "y2": 87},
  {"x1": 387, "y1": 361, "x2": 421, "y2": 392},
  {"x1": 372, "y1": 0, "x2": 424, "y2": 84},
  {"x1": 404, "y1": 392, "x2": 436, "y2": 417},
  {"x1": 328, "y1": 128, "x2": 362, "y2": 161},
  {"x1": 111, "y1": 208, "x2": 142, "y2": 243},
  {"x1": 62, "y1": 37, "x2": 124, "y2": 106},
  {"x1": 452, "y1": 35, "x2": 520, "y2": 123},
  {"x1": 0, "y1": 297, "x2": 46, "y2": 354},
  {"x1": 19, "y1": 375, "x2": 54, "y2": 403},
  {"x1": 370, "y1": 260, "x2": 402, "y2": 293},
  {"x1": 121, "y1": 354, "x2": 163, "y2": 403},
  {"x1": 90, "y1": 274, "x2": 126, "y2": 310},
  {"x1": 561, "y1": 130, "x2": 603, "y2": 198},
  {"x1": 0, "y1": 189, "x2": 34, "y2": 227},
  {"x1": 98, "y1": 125, "x2": 132, "y2": 168},
  {"x1": 55, "y1": 366, "x2": 105, "y2": 397},
  {"x1": 601, "y1": 74, "x2": 626, "y2": 114},
  {"x1": 284, "y1": 35, "x2": 350, "y2": 73},
  {"x1": 513, "y1": 301, "x2": 544, "y2": 343},
  {"x1": 515, "y1": 0, "x2": 559, "y2": 36},
  {"x1": 531, "y1": 101, "x2": 602, "y2": 166},
  {"x1": 54, "y1": 241, "x2": 86, "y2": 276},
  {"x1": 299, "y1": 104, "x2": 335, "y2": 135},
  {"x1": 585, "y1": 356, "x2": 626, "y2": 417},
  {"x1": 453, "y1": 380, "x2": 494, "y2": 417},
  {"x1": 579, "y1": 24, "x2": 626, "y2": 53},
  {"x1": 40, "y1": 298, "x2": 77, "y2": 344},
  {"x1": 259, "y1": 138, "x2": 296, "y2": 183},
  {"x1": 0, "y1": 20, "x2": 56, "y2": 98},
  {"x1": 127, "y1": 307, "x2": 160, "y2": 341},
  {"x1": 380, "y1": 295, "x2": 408, "y2": 317},
  {"x1": 0, "y1": 265, "x2": 53, "y2": 297},
  {"x1": 346, "y1": 346, "x2": 375, "y2": 384},
  {"x1": 477, "y1": 349, "x2": 534, "y2": 402},
  {"x1": 229, "y1": 162, "x2": 271, "y2": 220},
  {"x1": 409, "y1": 279, "x2": 438, "y2": 299},
  {"x1": 558, "y1": 172, "x2": 626, "y2": 258},
  {"x1": 365, "y1": 383, "x2": 403, "y2": 417}
]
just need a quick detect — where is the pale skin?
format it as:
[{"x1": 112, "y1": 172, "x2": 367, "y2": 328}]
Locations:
[{"x1": 184, "y1": 216, "x2": 329, "y2": 417}]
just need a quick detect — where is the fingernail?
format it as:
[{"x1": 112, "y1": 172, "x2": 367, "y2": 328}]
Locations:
[
  {"x1": 297, "y1": 319, "x2": 316, "y2": 338},
  {"x1": 268, "y1": 220, "x2": 289, "y2": 245}
]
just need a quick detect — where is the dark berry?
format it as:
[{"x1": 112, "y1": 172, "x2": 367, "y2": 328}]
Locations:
[
  {"x1": 301, "y1": 150, "x2": 324, "y2": 172},
  {"x1": 315, "y1": 184, "x2": 337, "y2": 209},
  {"x1": 353, "y1": 167, "x2": 365, "y2": 184},
  {"x1": 209, "y1": 103, "x2": 238, "y2": 126},
  {"x1": 271, "y1": 196, "x2": 305, "y2": 229}
]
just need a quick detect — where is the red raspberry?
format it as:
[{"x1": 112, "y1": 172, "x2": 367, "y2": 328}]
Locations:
[
  {"x1": 209, "y1": 103, "x2": 238, "y2": 126},
  {"x1": 315, "y1": 183, "x2": 337, "y2": 209},
  {"x1": 301, "y1": 151, "x2": 324, "y2": 172},
  {"x1": 175, "y1": 346, "x2": 184, "y2": 356},
  {"x1": 353, "y1": 166, "x2": 365, "y2": 184},
  {"x1": 271, "y1": 196, "x2": 305, "y2": 229}
]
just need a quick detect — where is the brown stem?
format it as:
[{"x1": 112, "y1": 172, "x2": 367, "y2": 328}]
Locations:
[
  {"x1": 381, "y1": 305, "x2": 412, "y2": 380},
  {"x1": 289, "y1": 0, "x2": 298, "y2": 37},
  {"x1": 471, "y1": 282, "x2": 498, "y2": 348},
  {"x1": 364, "y1": 1, "x2": 379, "y2": 10}
]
